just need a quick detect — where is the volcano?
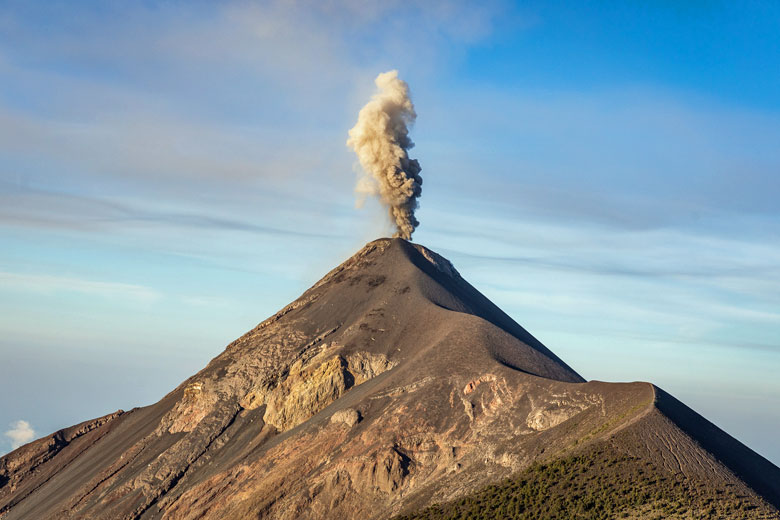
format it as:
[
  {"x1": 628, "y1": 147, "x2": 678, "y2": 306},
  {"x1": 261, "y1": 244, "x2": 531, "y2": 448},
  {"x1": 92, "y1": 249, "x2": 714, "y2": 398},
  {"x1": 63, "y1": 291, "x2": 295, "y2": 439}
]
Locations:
[{"x1": 2, "y1": 238, "x2": 779, "y2": 519}]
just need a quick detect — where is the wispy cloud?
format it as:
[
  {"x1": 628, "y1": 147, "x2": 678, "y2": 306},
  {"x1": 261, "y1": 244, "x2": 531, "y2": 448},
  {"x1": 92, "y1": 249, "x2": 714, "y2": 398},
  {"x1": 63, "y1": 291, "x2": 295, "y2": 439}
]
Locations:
[
  {"x1": 4, "y1": 420, "x2": 35, "y2": 450},
  {"x1": 2, "y1": 1, "x2": 509, "y2": 78},
  {"x1": 420, "y1": 207, "x2": 780, "y2": 355},
  {"x1": 0, "y1": 271, "x2": 160, "y2": 303},
  {"x1": 0, "y1": 0, "x2": 513, "y2": 206},
  {"x1": 0, "y1": 183, "x2": 342, "y2": 239}
]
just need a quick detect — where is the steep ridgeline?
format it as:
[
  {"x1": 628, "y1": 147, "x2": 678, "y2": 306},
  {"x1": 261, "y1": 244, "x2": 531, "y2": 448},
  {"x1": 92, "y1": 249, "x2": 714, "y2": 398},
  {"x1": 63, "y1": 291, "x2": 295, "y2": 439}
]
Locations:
[{"x1": 1, "y1": 238, "x2": 778, "y2": 519}]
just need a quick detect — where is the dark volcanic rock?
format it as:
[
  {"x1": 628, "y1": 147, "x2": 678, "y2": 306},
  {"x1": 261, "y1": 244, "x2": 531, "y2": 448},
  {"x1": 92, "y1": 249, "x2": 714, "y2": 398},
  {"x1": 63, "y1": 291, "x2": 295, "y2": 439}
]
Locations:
[{"x1": 1, "y1": 238, "x2": 778, "y2": 519}]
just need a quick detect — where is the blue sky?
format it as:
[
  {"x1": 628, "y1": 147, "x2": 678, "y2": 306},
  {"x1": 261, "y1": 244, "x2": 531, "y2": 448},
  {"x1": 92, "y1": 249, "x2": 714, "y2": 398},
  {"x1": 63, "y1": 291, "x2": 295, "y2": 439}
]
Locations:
[{"x1": 1, "y1": 1, "x2": 779, "y2": 464}]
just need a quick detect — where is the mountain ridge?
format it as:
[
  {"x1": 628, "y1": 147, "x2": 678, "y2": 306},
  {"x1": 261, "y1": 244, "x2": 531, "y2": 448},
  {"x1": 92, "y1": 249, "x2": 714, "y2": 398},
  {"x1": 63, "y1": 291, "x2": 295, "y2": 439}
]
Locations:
[{"x1": 1, "y1": 238, "x2": 778, "y2": 519}]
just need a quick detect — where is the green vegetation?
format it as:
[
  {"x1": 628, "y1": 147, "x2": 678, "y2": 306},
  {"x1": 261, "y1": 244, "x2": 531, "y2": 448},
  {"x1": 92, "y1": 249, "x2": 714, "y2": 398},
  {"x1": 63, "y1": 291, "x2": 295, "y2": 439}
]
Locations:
[{"x1": 395, "y1": 444, "x2": 771, "y2": 520}]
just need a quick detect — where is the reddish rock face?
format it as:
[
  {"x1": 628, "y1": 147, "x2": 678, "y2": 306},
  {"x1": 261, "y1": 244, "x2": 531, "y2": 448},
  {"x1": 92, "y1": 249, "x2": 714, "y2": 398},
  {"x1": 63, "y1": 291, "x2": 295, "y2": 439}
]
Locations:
[{"x1": 1, "y1": 238, "x2": 779, "y2": 519}]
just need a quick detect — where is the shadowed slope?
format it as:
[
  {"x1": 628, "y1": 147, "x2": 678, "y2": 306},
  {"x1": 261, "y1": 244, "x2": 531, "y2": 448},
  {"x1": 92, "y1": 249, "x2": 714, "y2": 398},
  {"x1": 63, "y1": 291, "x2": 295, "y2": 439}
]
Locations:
[{"x1": 652, "y1": 387, "x2": 780, "y2": 508}]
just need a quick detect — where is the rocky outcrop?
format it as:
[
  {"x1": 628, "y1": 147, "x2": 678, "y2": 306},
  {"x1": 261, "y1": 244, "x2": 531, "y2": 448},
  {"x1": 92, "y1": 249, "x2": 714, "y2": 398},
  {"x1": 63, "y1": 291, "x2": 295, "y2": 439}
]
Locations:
[
  {"x1": 331, "y1": 409, "x2": 361, "y2": 428},
  {"x1": 167, "y1": 382, "x2": 214, "y2": 434},
  {"x1": 355, "y1": 448, "x2": 412, "y2": 494},
  {"x1": 164, "y1": 346, "x2": 395, "y2": 436},
  {"x1": 243, "y1": 349, "x2": 395, "y2": 432},
  {"x1": 525, "y1": 392, "x2": 601, "y2": 431}
]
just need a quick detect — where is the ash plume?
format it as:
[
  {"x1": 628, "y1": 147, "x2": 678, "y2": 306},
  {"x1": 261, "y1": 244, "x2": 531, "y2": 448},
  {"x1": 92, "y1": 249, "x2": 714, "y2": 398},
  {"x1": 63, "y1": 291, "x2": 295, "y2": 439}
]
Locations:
[{"x1": 347, "y1": 70, "x2": 422, "y2": 240}]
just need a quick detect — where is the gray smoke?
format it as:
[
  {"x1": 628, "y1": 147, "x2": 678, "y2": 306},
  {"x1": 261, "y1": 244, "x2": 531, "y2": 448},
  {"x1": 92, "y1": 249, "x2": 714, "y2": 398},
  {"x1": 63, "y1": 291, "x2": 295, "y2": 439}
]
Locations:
[{"x1": 347, "y1": 70, "x2": 422, "y2": 240}]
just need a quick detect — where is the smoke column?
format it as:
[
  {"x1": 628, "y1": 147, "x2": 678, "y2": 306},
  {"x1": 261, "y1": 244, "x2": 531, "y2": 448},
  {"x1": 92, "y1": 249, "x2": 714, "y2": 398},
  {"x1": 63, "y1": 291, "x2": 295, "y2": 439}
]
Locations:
[{"x1": 347, "y1": 70, "x2": 422, "y2": 240}]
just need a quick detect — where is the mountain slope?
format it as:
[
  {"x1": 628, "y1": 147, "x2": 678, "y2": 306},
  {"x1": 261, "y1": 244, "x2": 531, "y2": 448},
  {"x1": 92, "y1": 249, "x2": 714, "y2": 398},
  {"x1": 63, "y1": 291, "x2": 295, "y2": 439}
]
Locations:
[
  {"x1": 399, "y1": 383, "x2": 780, "y2": 519},
  {"x1": 1, "y1": 238, "x2": 778, "y2": 519}
]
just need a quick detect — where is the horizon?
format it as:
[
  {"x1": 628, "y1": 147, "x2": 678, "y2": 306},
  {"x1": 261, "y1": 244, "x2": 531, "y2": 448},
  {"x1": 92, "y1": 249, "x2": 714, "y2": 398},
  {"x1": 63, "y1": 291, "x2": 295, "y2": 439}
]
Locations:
[{"x1": 1, "y1": 0, "x2": 779, "y2": 469}]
